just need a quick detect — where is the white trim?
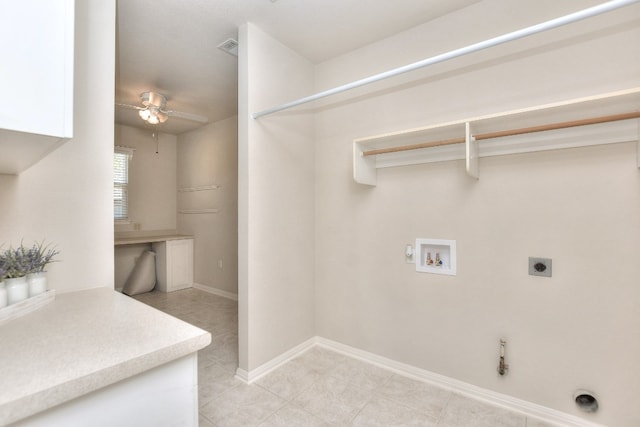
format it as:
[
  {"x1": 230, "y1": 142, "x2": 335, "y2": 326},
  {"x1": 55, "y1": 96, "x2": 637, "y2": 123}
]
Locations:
[
  {"x1": 192, "y1": 283, "x2": 238, "y2": 301},
  {"x1": 235, "y1": 335, "x2": 605, "y2": 427},
  {"x1": 235, "y1": 337, "x2": 317, "y2": 384},
  {"x1": 315, "y1": 337, "x2": 605, "y2": 427}
]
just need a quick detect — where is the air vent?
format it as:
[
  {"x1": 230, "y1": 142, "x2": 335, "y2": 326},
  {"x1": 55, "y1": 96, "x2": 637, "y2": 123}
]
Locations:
[{"x1": 217, "y1": 38, "x2": 238, "y2": 57}]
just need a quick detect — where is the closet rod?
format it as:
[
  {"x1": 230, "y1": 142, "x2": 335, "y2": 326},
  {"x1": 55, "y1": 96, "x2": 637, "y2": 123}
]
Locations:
[
  {"x1": 362, "y1": 111, "x2": 640, "y2": 157},
  {"x1": 251, "y1": 0, "x2": 639, "y2": 119}
]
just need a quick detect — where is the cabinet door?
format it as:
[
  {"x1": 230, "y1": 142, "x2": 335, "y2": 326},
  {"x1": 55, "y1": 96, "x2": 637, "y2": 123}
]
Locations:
[
  {"x1": 0, "y1": 0, "x2": 74, "y2": 137},
  {"x1": 167, "y1": 239, "x2": 193, "y2": 291}
]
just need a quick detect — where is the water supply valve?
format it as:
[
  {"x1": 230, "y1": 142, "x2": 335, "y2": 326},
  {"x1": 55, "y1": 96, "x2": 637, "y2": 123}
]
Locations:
[{"x1": 498, "y1": 339, "x2": 509, "y2": 376}]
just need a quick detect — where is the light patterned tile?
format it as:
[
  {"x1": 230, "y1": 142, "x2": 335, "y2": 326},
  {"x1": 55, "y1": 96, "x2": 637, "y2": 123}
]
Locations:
[
  {"x1": 199, "y1": 413, "x2": 217, "y2": 427},
  {"x1": 258, "y1": 404, "x2": 329, "y2": 427},
  {"x1": 352, "y1": 396, "x2": 438, "y2": 427},
  {"x1": 139, "y1": 290, "x2": 531, "y2": 427},
  {"x1": 329, "y1": 357, "x2": 394, "y2": 391},
  {"x1": 200, "y1": 383, "x2": 286, "y2": 427},
  {"x1": 526, "y1": 418, "x2": 562, "y2": 427},
  {"x1": 256, "y1": 357, "x2": 321, "y2": 401},
  {"x1": 376, "y1": 374, "x2": 452, "y2": 417},
  {"x1": 292, "y1": 346, "x2": 353, "y2": 376},
  {"x1": 439, "y1": 394, "x2": 526, "y2": 427},
  {"x1": 198, "y1": 361, "x2": 244, "y2": 406},
  {"x1": 200, "y1": 331, "x2": 238, "y2": 365},
  {"x1": 292, "y1": 374, "x2": 374, "y2": 425}
]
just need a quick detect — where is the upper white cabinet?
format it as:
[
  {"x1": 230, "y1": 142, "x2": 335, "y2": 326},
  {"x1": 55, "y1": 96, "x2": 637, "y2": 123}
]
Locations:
[{"x1": 0, "y1": 0, "x2": 74, "y2": 174}]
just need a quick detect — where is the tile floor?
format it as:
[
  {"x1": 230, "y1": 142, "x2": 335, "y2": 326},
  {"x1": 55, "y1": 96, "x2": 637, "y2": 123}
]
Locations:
[{"x1": 133, "y1": 289, "x2": 556, "y2": 427}]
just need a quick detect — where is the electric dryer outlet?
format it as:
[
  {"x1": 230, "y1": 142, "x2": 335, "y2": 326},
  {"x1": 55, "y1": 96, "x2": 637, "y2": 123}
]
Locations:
[{"x1": 529, "y1": 257, "x2": 552, "y2": 277}]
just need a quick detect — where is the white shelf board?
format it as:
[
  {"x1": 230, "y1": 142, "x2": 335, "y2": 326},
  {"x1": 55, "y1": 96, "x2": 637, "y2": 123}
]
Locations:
[{"x1": 354, "y1": 88, "x2": 640, "y2": 185}]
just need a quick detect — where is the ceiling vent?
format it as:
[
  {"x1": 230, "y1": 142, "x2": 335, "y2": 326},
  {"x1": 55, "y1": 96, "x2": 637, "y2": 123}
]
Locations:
[{"x1": 217, "y1": 38, "x2": 238, "y2": 57}]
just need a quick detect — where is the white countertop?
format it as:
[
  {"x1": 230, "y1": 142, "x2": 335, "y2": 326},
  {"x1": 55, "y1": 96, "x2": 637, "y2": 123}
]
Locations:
[
  {"x1": 114, "y1": 233, "x2": 194, "y2": 246},
  {"x1": 0, "y1": 287, "x2": 211, "y2": 425}
]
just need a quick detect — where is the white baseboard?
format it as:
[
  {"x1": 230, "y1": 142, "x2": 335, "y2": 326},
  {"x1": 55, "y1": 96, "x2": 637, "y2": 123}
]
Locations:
[
  {"x1": 237, "y1": 336, "x2": 604, "y2": 427},
  {"x1": 235, "y1": 337, "x2": 316, "y2": 384},
  {"x1": 192, "y1": 283, "x2": 238, "y2": 301}
]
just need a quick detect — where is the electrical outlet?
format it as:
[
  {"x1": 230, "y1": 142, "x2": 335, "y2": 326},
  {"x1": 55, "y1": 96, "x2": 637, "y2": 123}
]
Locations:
[
  {"x1": 218, "y1": 259, "x2": 223, "y2": 269},
  {"x1": 529, "y1": 257, "x2": 552, "y2": 277}
]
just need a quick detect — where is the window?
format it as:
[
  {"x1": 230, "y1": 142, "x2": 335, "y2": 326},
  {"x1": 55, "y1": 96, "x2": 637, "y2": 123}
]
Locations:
[{"x1": 114, "y1": 147, "x2": 133, "y2": 221}]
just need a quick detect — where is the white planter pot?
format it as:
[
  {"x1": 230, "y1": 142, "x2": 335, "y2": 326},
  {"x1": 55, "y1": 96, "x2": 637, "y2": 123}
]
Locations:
[
  {"x1": 27, "y1": 272, "x2": 48, "y2": 297},
  {"x1": 6, "y1": 277, "x2": 29, "y2": 305},
  {"x1": 0, "y1": 282, "x2": 7, "y2": 308}
]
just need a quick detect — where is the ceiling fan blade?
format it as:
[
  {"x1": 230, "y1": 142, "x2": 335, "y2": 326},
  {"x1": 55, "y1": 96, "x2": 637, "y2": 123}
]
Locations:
[
  {"x1": 115, "y1": 103, "x2": 143, "y2": 111},
  {"x1": 166, "y1": 110, "x2": 209, "y2": 124}
]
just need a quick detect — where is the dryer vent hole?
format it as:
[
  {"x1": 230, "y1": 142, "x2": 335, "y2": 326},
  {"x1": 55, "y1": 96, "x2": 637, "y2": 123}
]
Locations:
[{"x1": 574, "y1": 391, "x2": 598, "y2": 413}]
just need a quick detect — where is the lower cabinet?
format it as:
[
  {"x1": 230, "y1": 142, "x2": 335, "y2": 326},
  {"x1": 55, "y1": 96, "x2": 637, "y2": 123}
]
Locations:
[{"x1": 152, "y1": 239, "x2": 194, "y2": 292}]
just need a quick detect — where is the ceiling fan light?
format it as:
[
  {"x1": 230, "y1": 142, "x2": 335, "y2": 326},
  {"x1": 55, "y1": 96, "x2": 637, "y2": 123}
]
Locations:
[
  {"x1": 139, "y1": 109, "x2": 151, "y2": 120},
  {"x1": 147, "y1": 114, "x2": 160, "y2": 125}
]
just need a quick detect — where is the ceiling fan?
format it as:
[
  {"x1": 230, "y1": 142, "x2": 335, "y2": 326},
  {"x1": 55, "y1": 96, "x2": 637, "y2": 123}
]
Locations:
[{"x1": 116, "y1": 91, "x2": 209, "y2": 125}]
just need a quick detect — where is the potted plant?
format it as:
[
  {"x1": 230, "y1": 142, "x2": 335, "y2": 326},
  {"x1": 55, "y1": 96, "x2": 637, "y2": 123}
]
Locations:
[
  {"x1": 25, "y1": 242, "x2": 60, "y2": 297},
  {"x1": 0, "y1": 265, "x2": 7, "y2": 308},
  {"x1": 0, "y1": 241, "x2": 60, "y2": 305},
  {"x1": 0, "y1": 245, "x2": 31, "y2": 305}
]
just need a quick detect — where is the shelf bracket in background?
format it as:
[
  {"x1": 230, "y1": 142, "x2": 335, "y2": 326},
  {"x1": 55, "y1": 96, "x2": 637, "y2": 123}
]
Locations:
[
  {"x1": 636, "y1": 118, "x2": 640, "y2": 169},
  {"x1": 465, "y1": 122, "x2": 479, "y2": 179}
]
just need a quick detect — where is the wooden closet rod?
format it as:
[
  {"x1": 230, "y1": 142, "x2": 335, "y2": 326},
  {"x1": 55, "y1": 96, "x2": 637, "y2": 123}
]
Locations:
[{"x1": 362, "y1": 111, "x2": 640, "y2": 157}]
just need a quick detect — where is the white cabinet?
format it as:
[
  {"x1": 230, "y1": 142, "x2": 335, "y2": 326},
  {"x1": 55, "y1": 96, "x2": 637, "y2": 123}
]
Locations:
[
  {"x1": 153, "y1": 239, "x2": 194, "y2": 292},
  {"x1": 0, "y1": 0, "x2": 74, "y2": 174}
]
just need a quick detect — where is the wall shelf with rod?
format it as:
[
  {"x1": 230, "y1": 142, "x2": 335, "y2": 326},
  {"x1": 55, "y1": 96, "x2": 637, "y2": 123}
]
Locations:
[
  {"x1": 178, "y1": 209, "x2": 220, "y2": 214},
  {"x1": 353, "y1": 87, "x2": 640, "y2": 185},
  {"x1": 253, "y1": 0, "x2": 639, "y2": 119},
  {"x1": 178, "y1": 185, "x2": 220, "y2": 192}
]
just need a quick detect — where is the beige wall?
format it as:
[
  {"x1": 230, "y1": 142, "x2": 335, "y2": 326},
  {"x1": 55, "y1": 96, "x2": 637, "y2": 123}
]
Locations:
[
  {"x1": 113, "y1": 125, "x2": 177, "y2": 290},
  {"x1": 313, "y1": 1, "x2": 640, "y2": 426},
  {"x1": 114, "y1": 125, "x2": 177, "y2": 233},
  {"x1": 177, "y1": 116, "x2": 238, "y2": 296},
  {"x1": 238, "y1": 23, "x2": 316, "y2": 372},
  {"x1": 0, "y1": 0, "x2": 115, "y2": 293}
]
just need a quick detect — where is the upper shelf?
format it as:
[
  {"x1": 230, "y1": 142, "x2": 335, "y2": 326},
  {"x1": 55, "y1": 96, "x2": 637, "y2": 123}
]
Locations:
[{"x1": 353, "y1": 88, "x2": 640, "y2": 185}]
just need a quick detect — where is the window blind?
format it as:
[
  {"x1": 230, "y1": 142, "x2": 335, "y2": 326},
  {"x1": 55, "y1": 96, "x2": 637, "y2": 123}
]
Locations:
[{"x1": 114, "y1": 147, "x2": 133, "y2": 221}]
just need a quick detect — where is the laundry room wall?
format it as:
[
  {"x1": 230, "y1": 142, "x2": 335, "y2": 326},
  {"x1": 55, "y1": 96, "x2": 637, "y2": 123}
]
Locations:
[{"x1": 312, "y1": 1, "x2": 640, "y2": 425}]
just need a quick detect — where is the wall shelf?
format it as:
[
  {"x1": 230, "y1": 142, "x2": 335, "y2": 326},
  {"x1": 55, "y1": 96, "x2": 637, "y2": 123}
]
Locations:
[
  {"x1": 178, "y1": 185, "x2": 220, "y2": 192},
  {"x1": 178, "y1": 209, "x2": 220, "y2": 214},
  {"x1": 353, "y1": 88, "x2": 640, "y2": 185}
]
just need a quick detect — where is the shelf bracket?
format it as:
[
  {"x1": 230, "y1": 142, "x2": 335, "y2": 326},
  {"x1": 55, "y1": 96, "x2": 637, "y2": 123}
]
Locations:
[
  {"x1": 465, "y1": 122, "x2": 479, "y2": 179},
  {"x1": 636, "y1": 118, "x2": 640, "y2": 169},
  {"x1": 353, "y1": 141, "x2": 377, "y2": 185}
]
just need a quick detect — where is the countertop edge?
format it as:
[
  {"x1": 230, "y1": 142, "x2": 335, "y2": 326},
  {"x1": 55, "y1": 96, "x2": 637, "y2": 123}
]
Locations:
[
  {"x1": 114, "y1": 234, "x2": 194, "y2": 246},
  {"x1": 4, "y1": 332, "x2": 211, "y2": 425},
  {"x1": 0, "y1": 288, "x2": 212, "y2": 426}
]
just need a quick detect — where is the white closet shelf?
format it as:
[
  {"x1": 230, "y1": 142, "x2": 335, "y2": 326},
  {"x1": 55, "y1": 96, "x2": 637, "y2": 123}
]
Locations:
[
  {"x1": 353, "y1": 88, "x2": 640, "y2": 185},
  {"x1": 178, "y1": 185, "x2": 220, "y2": 192},
  {"x1": 178, "y1": 209, "x2": 219, "y2": 214}
]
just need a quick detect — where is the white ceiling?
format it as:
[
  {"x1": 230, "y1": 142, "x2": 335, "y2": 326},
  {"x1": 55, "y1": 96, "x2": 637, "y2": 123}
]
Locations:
[{"x1": 115, "y1": 0, "x2": 481, "y2": 134}]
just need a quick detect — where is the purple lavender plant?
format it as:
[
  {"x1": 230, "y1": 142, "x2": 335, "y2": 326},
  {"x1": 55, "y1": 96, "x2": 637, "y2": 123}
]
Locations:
[
  {"x1": 0, "y1": 241, "x2": 60, "y2": 279},
  {"x1": 0, "y1": 245, "x2": 31, "y2": 278},
  {"x1": 26, "y1": 241, "x2": 60, "y2": 274}
]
